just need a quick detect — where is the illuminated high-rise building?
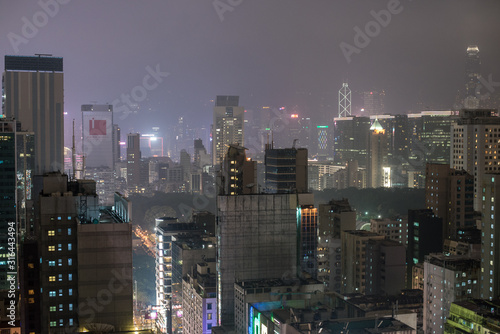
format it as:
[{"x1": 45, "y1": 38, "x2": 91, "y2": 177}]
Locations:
[
  {"x1": 479, "y1": 173, "x2": 500, "y2": 300},
  {"x1": 126, "y1": 133, "x2": 141, "y2": 188},
  {"x1": 464, "y1": 45, "x2": 481, "y2": 108},
  {"x1": 0, "y1": 118, "x2": 18, "y2": 289},
  {"x1": 212, "y1": 96, "x2": 244, "y2": 167},
  {"x1": 82, "y1": 104, "x2": 114, "y2": 169},
  {"x1": 425, "y1": 163, "x2": 475, "y2": 239},
  {"x1": 368, "y1": 119, "x2": 388, "y2": 188},
  {"x1": 450, "y1": 109, "x2": 500, "y2": 210},
  {"x1": 3, "y1": 55, "x2": 64, "y2": 174},
  {"x1": 333, "y1": 116, "x2": 370, "y2": 165}
]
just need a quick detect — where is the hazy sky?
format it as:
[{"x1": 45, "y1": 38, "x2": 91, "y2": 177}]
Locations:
[{"x1": 1, "y1": 0, "x2": 500, "y2": 137}]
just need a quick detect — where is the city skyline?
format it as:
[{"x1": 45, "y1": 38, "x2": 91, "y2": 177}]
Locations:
[{"x1": 1, "y1": 1, "x2": 500, "y2": 142}]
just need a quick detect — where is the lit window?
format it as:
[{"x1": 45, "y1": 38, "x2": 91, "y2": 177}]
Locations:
[
  {"x1": 49, "y1": 276, "x2": 55, "y2": 282},
  {"x1": 48, "y1": 246, "x2": 55, "y2": 252},
  {"x1": 48, "y1": 230, "x2": 55, "y2": 236}
]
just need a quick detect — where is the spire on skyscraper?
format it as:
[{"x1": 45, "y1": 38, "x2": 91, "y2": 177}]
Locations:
[{"x1": 338, "y1": 82, "x2": 351, "y2": 117}]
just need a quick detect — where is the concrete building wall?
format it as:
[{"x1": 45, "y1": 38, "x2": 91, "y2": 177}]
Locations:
[
  {"x1": 77, "y1": 223, "x2": 133, "y2": 331},
  {"x1": 423, "y1": 254, "x2": 480, "y2": 334},
  {"x1": 217, "y1": 194, "x2": 298, "y2": 326}
]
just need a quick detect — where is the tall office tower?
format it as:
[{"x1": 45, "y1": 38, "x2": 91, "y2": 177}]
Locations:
[
  {"x1": 341, "y1": 230, "x2": 385, "y2": 294},
  {"x1": 317, "y1": 199, "x2": 355, "y2": 292},
  {"x1": 450, "y1": 109, "x2": 500, "y2": 210},
  {"x1": 406, "y1": 209, "x2": 443, "y2": 289},
  {"x1": 392, "y1": 114, "x2": 409, "y2": 164},
  {"x1": 425, "y1": 163, "x2": 475, "y2": 240},
  {"x1": 180, "y1": 149, "x2": 191, "y2": 185},
  {"x1": 368, "y1": 119, "x2": 388, "y2": 188},
  {"x1": 480, "y1": 173, "x2": 500, "y2": 300},
  {"x1": 216, "y1": 193, "x2": 307, "y2": 326},
  {"x1": 408, "y1": 111, "x2": 458, "y2": 166},
  {"x1": 297, "y1": 204, "x2": 318, "y2": 278},
  {"x1": 113, "y1": 124, "x2": 121, "y2": 164},
  {"x1": 3, "y1": 55, "x2": 64, "y2": 174},
  {"x1": 155, "y1": 217, "x2": 197, "y2": 334},
  {"x1": 423, "y1": 254, "x2": 480, "y2": 334},
  {"x1": 0, "y1": 118, "x2": 18, "y2": 288},
  {"x1": 333, "y1": 116, "x2": 371, "y2": 165},
  {"x1": 220, "y1": 144, "x2": 257, "y2": 195},
  {"x1": 338, "y1": 83, "x2": 351, "y2": 117},
  {"x1": 315, "y1": 125, "x2": 332, "y2": 160},
  {"x1": 365, "y1": 239, "x2": 406, "y2": 296},
  {"x1": 212, "y1": 96, "x2": 244, "y2": 167},
  {"x1": 23, "y1": 175, "x2": 133, "y2": 333},
  {"x1": 17, "y1": 130, "x2": 36, "y2": 235},
  {"x1": 31, "y1": 173, "x2": 96, "y2": 333},
  {"x1": 464, "y1": 45, "x2": 481, "y2": 108},
  {"x1": 264, "y1": 147, "x2": 308, "y2": 193},
  {"x1": 81, "y1": 104, "x2": 114, "y2": 169},
  {"x1": 126, "y1": 133, "x2": 141, "y2": 188},
  {"x1": 363, "y1": 90, "x2": 385, "y2": 116}
]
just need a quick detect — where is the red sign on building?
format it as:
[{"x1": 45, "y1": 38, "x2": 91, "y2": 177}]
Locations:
[{"x1": 89, "y1": 119, "x2": 106, "y2": 135}]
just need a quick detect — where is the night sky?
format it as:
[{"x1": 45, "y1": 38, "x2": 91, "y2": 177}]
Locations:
[{"x1": 1, "y1": 0, "x2": 500, "y2": 140}]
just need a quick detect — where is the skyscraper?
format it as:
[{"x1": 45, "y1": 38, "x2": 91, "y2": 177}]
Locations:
[
  {"x1": 450, "y1": 109, "x2": 500, "y2": 210},
  {"x1": 3, "y1": 55, "x2": 64, "y2": 174},
  {"x1": 338, "y1": 82, "x2": 351, "y2": 117},
  {"x1": 464, "y1": 45, "x2": 481, "y2": 108},
  {"x1": 368, "y1": 119, "x2": 388, "y2": 188},
  {"x1": 480, "y1": 173, "x2": 500, "y2": 300},
  {"x1": 216, "y1": 193, "x2": 304, "y2": 326},
  {"x1": 126, "y1": 133, "x2": 141, "y2": 189},
  {"x1": 212, "y1": 96, "x2": 244, "y2": 167},
  {"x1": 0, "y1": 117, "x2": 18, "y2": 289},
  {"x1": 425, "y1": 163, "x2": 475, "y2": 239},
  {"x1": 81, "y1": 104, "x2": 114, "y2": 169}
]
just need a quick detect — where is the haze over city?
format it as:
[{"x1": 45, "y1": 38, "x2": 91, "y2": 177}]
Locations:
[
  {"x1": 2, "y1": 0, "x2": 500, "y2": 139},
  {"x1": 3, "y1": 1, "x2": 500, "y2": 334}
]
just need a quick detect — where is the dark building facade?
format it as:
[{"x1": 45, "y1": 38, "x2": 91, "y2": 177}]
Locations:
[{"x1": 264, "y1": 147, "x2": 308, "y2": 193}]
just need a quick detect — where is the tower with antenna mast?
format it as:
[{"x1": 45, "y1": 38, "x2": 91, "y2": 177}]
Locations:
[{"x1": 339, "y1": 82, "x2": 352, "y2": 117}]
